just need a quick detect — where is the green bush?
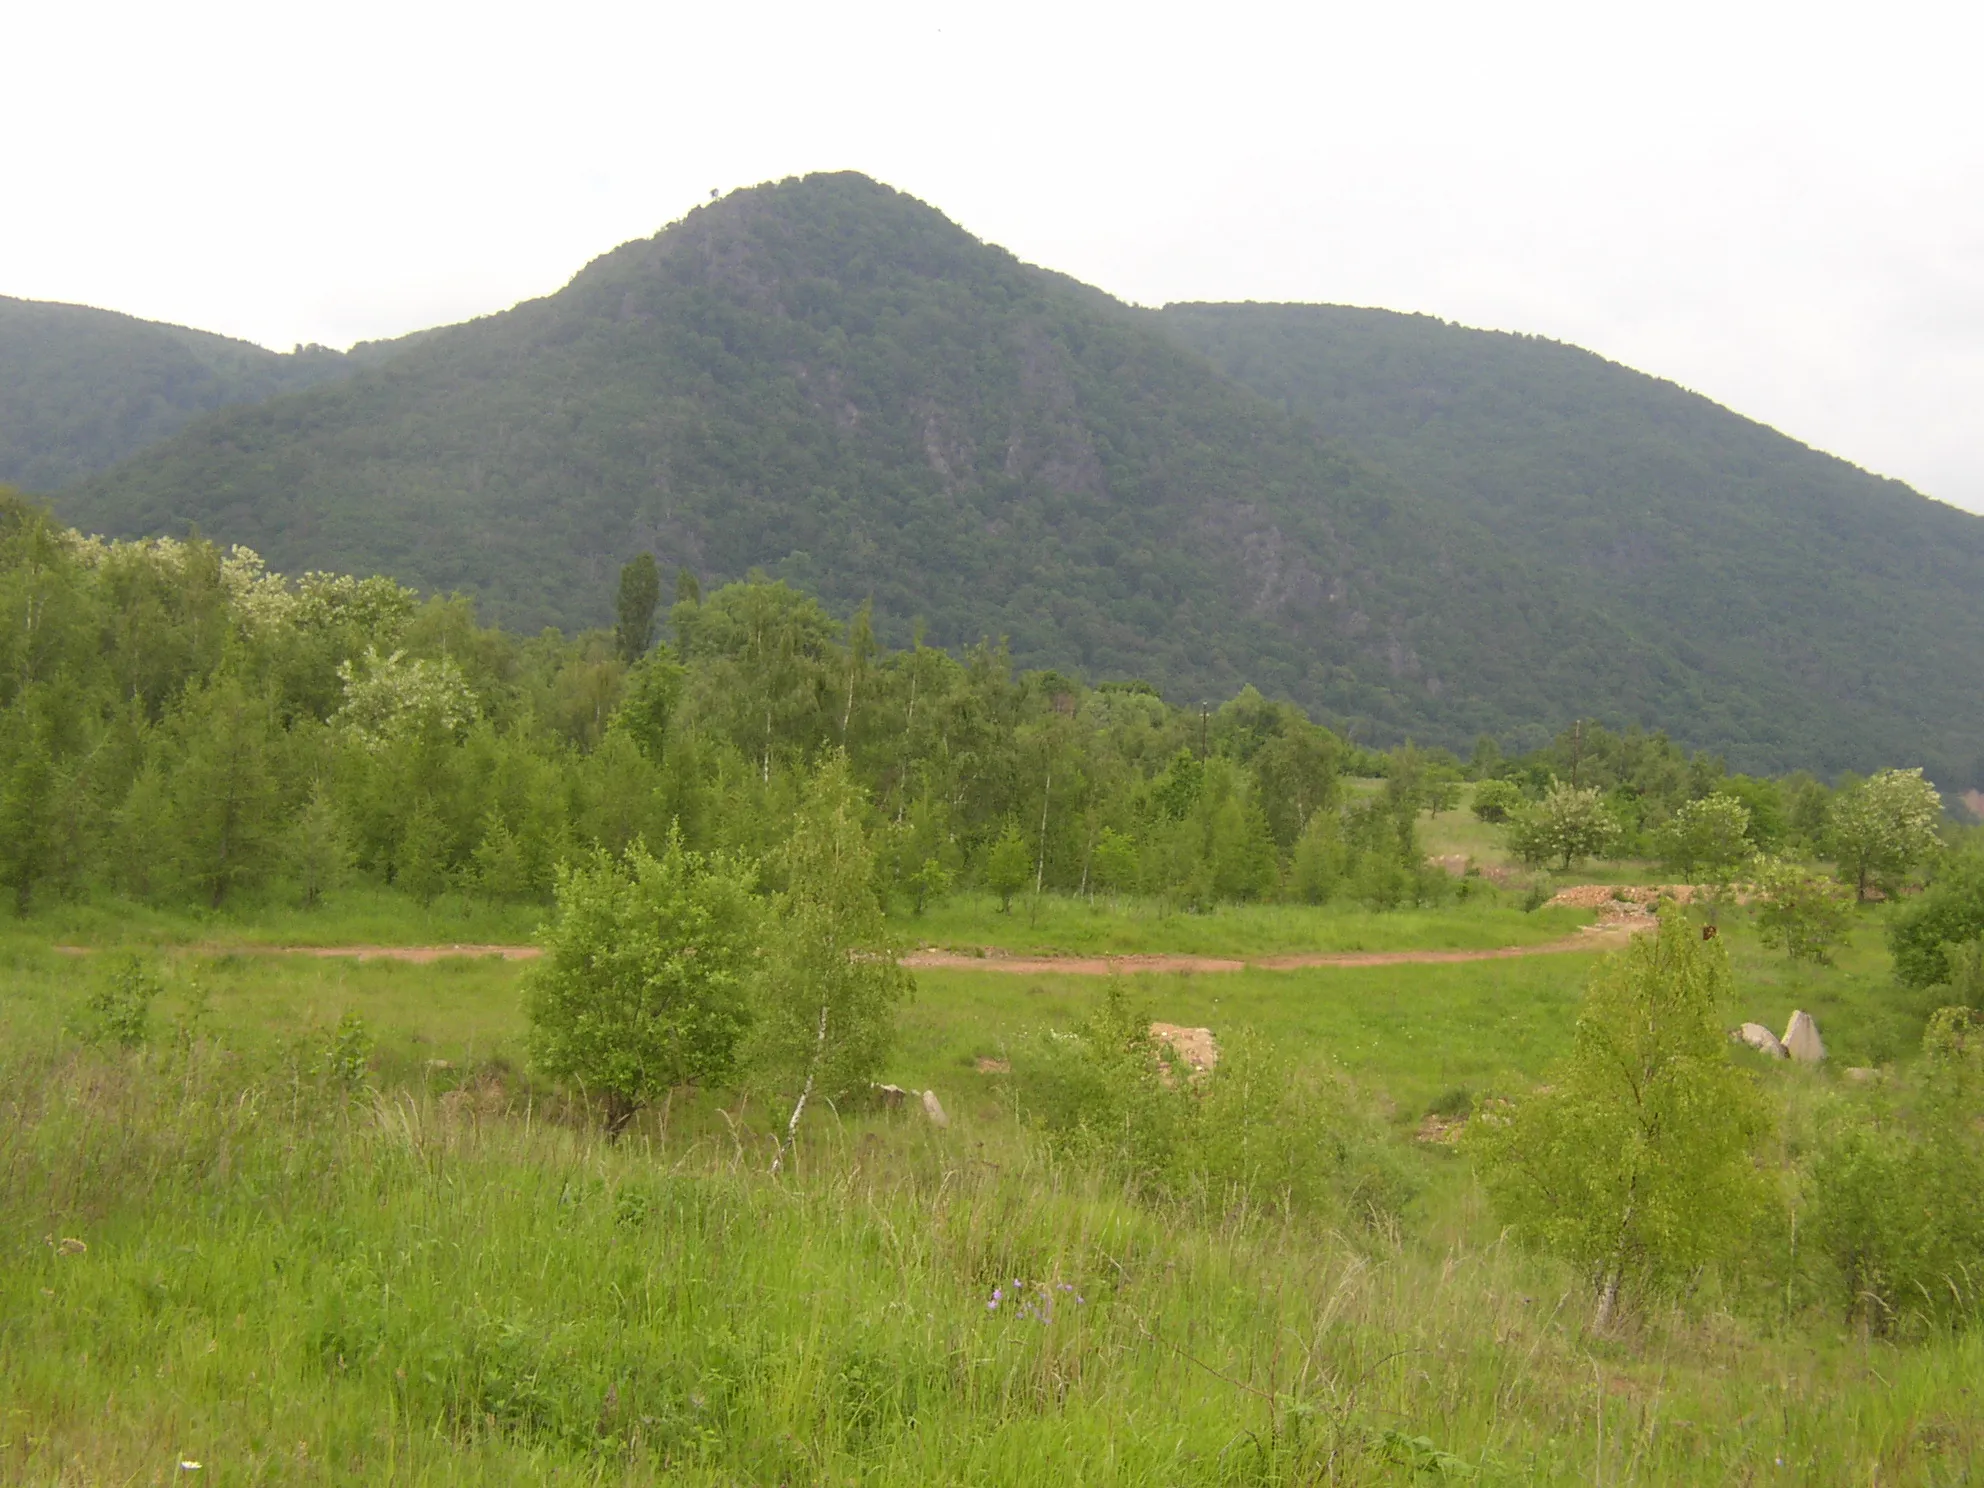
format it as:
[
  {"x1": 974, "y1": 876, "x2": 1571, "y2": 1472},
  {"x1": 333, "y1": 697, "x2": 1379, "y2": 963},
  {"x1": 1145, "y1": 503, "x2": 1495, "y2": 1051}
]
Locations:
[
  {"x1": 1887, "y1": 854, "x2": 1984, "y2": 988},
  {"x1": 1806, "y1": 1009, "x2": 1984, "y2": 1334},
  {"x1": 1749, "y1": 855, "x2": 1852, "y2": 964},
  {"x1": 1470, "y1": 778, "x2": 1522, "y2": 823},
  {"x1": 1013, "y1": 985, "x2": 1409, "y2": 1225},
  {"x1": 82, "y1": 955, "x2": 162, "y2": 1048},
  {"x1": 526, "y1": 832, "x2": 761, "y2": 1134}
]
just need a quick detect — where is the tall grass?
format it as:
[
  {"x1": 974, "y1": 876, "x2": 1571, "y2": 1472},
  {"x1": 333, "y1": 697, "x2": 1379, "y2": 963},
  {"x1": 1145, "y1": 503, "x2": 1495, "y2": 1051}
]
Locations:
[{"x1": 5, "y1": 1031, "x2": 1978, "y2": 1485}]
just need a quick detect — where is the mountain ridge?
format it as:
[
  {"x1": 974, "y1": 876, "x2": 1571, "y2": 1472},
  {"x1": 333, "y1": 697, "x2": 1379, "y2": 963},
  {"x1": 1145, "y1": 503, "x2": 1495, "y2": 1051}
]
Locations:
[{"x1": 32, "y1": 172, "x2": 1984, "y2": 778}]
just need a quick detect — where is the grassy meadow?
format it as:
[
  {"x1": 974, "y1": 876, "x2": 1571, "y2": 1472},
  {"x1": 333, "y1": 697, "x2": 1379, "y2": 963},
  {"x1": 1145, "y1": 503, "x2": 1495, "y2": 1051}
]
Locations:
[{"x1": 5, "y1": 879, "x2": 1981, "y2": 1484}]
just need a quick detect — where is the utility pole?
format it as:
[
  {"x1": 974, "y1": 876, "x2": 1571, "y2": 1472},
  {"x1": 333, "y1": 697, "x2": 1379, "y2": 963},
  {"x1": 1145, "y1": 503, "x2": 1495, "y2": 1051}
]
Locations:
[{"x1": 1570, "y1": 719, "x2": 1584, "y2": 789}]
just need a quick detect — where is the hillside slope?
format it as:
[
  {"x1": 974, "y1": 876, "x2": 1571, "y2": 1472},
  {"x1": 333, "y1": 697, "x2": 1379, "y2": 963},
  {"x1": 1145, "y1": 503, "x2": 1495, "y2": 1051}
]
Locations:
[
  {"x1": 49, "y1": 175, "x2": 1984, "y2": 775},
  {"x1": 1157, "y1": 303, "x2": 1984, "y2": 781},
  {"x1": 0, "y1": 297, "x2": 370, "y2": 490}
]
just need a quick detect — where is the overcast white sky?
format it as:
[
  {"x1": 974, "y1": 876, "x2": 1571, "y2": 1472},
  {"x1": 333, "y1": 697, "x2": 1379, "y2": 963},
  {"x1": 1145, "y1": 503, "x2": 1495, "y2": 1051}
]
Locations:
[{"x1": 8, "y1": 0, "x2": 1981, "y2": 507}]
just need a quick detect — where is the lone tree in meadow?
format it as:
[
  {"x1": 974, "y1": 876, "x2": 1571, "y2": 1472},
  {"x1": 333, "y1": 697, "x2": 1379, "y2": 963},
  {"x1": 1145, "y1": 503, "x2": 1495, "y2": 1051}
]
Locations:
[
  {"x1": 1508, "y1": 778, "x2": 1620, "y2": 872},
  {"x1": 525, "y1": 832, "x2": 761, "y2": 1135},
  {"x1": 1827, "y1": 767, "x2": 1942, "y2": 901},
  {"x1": 758, "y1": 752, "x2": 911, "y2": 1173},
  {"x1": 1469, "y1": 914, "x2": 1773, "y2": 1329}
]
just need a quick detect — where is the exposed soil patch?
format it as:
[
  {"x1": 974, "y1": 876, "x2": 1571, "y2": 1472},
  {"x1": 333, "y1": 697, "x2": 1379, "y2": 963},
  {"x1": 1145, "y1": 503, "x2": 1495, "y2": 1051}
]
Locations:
[
  {"x1": 237, "y1": 943, "x2": 544, "y2": 963},
  {"x1": 50, "y1": 943, "x2": 547, "y2": 963},
  {"x1": 62, "y1": 920, "x2": 1653, "y2": 975},
  {"x1": 899, "y1": 928, "x2": 1643, "y2": 976}
]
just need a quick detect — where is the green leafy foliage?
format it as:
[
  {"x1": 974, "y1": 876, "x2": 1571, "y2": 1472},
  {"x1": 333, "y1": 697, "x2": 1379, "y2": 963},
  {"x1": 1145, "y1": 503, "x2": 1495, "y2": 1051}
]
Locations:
[
  {"x1": 1469, "y1": 916, "x2": 1774, "y2": 1324},
  {"x1": 1507, "y1": 779, "x2": 1620, "y2": 872},
  {"x1": 1014, "y1": 984, "x2": 1408, "y2": 1222},
  {"x1": 1748, "y1": 855, "x2": 1852, "y2": 964},
  {"x1": 981, "y1": 821, "x2": 1032, "y2": 913},
  {"x1": 1158, "y1": 301, "x2": 1984, "y2": 779},
  {"x1": 81, "y1": 954, "x2": 163, "y2": 1048},
  {"x1": 1828, "y1": 767, "x2": 1943, "y2": 901},
  {"x1": 526, "y1": 833, "x2": 762, "y2": 1133},
  {"x1": 755, "y1": 754, "x2": 909, "y2": 1150},
  {"x1": 1470, "y1": 777, "x2": 1522, "y2": 823},
  {"x1": 1658, "y1": 793, "x2": 1753, "y2": 880},
  {"x1": 1887, "y1": 853, "x2": 1984, "y2": 988},
  {"x1": 614, "y1": 553, "x2": 661, "y2": 665},
  {"x1": 1807, "y1": 1009, "x2": 1984, "y2": 1334}
]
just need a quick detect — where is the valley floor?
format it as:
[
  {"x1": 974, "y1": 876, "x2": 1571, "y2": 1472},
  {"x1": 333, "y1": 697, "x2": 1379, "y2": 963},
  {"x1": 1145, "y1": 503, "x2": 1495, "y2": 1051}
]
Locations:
[{"x1": 3, "y1": 891, "x2": 1976, "y2": 1484}]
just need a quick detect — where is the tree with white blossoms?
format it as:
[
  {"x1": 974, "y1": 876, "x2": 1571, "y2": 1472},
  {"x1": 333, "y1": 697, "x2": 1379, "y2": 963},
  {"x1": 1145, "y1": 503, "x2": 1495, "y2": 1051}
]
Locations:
[
  {"x1": 332, "y1": 646, "x2": 479, "y2": 748},
  {"x1": 1508, "y1": 778, "x2": 1620, "y2": 872},
  {"x1": 1828, "y1": 767, "x2": 1943, "y2": 901}
]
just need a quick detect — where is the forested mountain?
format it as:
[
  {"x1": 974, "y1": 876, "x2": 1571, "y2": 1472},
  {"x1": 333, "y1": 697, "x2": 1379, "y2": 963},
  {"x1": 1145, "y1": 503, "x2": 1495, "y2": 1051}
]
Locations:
[
  {"x1": 1156, "y1": 304, "x2": 1984, "y2": 782},
  {"x1": 0, "y1": 297, "x2": 371, "y2": 490},
  {"x1": 42, "y1": 173, "x2": 1984, "y2": 777}
]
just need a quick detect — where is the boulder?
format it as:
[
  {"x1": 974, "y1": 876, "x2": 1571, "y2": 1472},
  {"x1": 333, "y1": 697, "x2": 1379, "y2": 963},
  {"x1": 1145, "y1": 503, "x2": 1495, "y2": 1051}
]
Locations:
[
  {"x1": 1735, "y1": 1023, "x2": 1788, "y2": 1059},
  {"x1": 921, "y1": 1089, "x2": 949, "y2": 1127},
  {"x1": 873, "y1": 1083, "x2": 911, "y2": 1108},
  {"x1": 1783, "y1": 1010, "x2": 1826, "y2": 1064}
]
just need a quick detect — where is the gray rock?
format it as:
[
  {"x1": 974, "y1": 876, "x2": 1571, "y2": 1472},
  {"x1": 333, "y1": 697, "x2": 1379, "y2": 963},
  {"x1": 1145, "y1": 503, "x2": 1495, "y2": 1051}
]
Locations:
[
  {"x1": 921, "y1": 1089, "x2": 949, "y2": 1127},
  {"x1": 1783, "y1": 1010, "x2": 1826, "y2": 1064},
  {"x1": 1735, "y1": 1023, "x2": 1788, "y2": 1059}
]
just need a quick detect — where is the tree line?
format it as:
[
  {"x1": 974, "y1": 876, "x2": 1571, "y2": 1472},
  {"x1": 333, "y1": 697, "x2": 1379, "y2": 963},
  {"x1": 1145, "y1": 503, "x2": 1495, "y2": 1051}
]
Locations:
[{"x1": 0, "y1": 494, "x2": 1946, "y2": 921}]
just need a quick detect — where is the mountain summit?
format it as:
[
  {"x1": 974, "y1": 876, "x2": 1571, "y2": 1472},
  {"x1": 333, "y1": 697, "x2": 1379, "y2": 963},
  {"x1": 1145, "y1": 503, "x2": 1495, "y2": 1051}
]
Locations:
[{"x1": 47, "y1": 172, "x2": 1984, "y2": 775}]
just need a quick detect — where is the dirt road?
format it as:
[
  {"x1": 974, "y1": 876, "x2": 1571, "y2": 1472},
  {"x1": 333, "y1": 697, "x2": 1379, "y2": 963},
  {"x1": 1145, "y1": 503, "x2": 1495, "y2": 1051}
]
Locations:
[{"x1": 58, "y1": 921, "x2": 1644, "y2": 973}]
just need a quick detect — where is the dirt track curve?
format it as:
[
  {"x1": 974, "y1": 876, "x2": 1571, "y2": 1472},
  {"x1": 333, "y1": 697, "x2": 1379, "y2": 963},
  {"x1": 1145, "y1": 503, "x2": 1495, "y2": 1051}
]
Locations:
[
  {"x1": 898, "y1": 927, "x2": 1642, "y2": 976},
  {"x1": 56, "y1": 924, "x2": 1647, "y2": 973}
]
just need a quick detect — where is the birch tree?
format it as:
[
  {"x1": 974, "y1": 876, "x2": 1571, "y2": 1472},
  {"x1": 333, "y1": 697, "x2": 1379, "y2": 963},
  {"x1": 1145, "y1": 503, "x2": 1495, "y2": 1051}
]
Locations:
[
  {"x1": 1468, "y1": 914, "x2": 1773, "y2": 1329},
  {"x1": 759, "y1": 752, "x2": 910, "y2": 1173}
]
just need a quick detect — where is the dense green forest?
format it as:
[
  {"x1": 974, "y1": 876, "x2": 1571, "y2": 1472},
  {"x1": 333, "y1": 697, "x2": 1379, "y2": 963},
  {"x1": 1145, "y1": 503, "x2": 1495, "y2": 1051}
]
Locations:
[
  {"x1": 1156, "y1": 303, "x2": 1984, "y2": 784},
  {"x1": 44, "y1": 173, "x2": 1984, "y2": 779},
  {"x1": 0, "y1": 492, "x2": 1880, "y2": 919},
  {"x1": 22, "y1": 174, "x2": 1984, "y2": 778},
  {"x1": 0, "y1": 296, "x2": 375, "y2": 490}
]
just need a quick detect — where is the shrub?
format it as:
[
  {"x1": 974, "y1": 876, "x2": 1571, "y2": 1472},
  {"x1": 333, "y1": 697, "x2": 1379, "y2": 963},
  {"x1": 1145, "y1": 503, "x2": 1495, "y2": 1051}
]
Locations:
[
  {"x1": 1470, "y1": 778, "x2": 1522, "y2": 823},
  {"x1": 526, "y1": 832, "x2": 761, "y2": 1134},
  {"x1": 1828, "y1": 767, "x2": 1943, "y2": 901},
  {"x1": 1014, "y1": 984, "x2": 1409, "y2": 1224},
  {"x1": 1750, "y1": 855, "x2": 1853, "y2": 963},
  {"x1": 1887, "y1": 854, "x2": 1984, "y2": 988},
  {"x1": 83, "y1": 955, "x2": 162, "y2": 1048},
  {"x1": 1658, "y1": 794, "x2": 1753, "y2": 880},
  {"x1": 981, "y1": 820, "x2": 1032, "y2": 913},
  {"x1": 1806, "y1": 1008, "x2": 1984, "y2": 1334}
]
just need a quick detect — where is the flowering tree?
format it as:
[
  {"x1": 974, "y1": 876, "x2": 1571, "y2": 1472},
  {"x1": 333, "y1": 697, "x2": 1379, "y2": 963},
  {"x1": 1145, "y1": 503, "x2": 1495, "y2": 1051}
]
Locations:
[
  {"x1": 333, "y1": 647, "x2": 478, "y2": 748},
  {"x1": 1508, "y1": 779, "x2": 1620, "y2": 871},
  {"x1": 1828, "y1": 767, "x2": 1942, "y2": 901}
]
